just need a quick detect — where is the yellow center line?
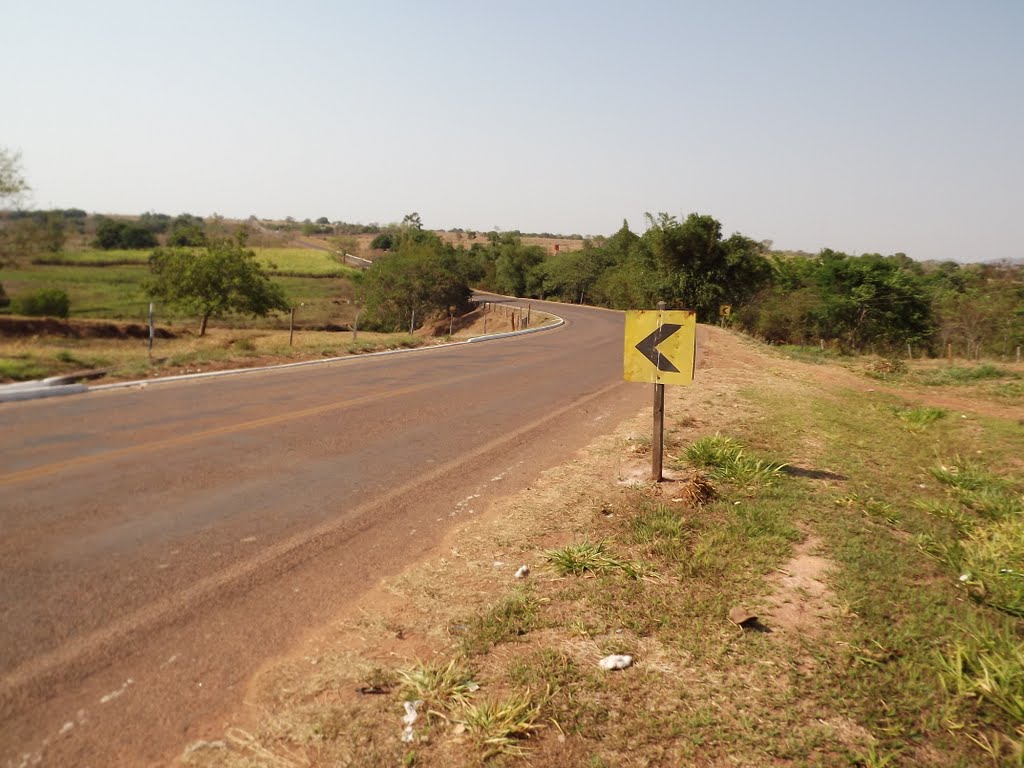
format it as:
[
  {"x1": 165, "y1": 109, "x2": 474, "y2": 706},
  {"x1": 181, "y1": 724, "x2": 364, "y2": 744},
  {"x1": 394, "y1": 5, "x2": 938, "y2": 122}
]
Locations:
[{"x1": 1, "y1": 377, "x2": 463, "y2": 487}]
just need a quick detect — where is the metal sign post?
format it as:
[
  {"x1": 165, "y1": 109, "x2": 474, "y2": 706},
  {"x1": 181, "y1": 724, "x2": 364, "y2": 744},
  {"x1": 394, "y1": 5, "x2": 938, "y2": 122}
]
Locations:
[{"x1": 623, "y1": 302, "x2": 697, "y2": 481}]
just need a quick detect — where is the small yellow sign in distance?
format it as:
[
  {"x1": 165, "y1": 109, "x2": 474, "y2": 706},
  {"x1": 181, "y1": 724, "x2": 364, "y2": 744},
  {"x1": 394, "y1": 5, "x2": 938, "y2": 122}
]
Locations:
[
  {"x1": 719, "y1": 304, "x2": 732, "y2": 317},
  {"x1": 623, "y1": 309, "x2": 697, "y2": 385}
]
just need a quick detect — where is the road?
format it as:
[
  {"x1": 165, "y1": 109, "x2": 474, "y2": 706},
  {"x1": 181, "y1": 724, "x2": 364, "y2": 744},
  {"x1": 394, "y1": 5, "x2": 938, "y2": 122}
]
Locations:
[{"x1": 0, "y1": 298, "x2": 643, "y2": 767}]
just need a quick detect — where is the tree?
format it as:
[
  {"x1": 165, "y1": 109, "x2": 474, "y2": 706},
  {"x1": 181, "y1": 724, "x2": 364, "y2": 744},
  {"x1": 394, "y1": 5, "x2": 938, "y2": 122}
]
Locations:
[
  {"x1": 166, "y1": 214, "x2": 207, "y2": 247},
  {"x1": 358, "y1": 231, "x2": 474, "y2": 331},
  {"x1": 402, "y1": 212, "x2": 423, "y2": 230},
  {"x1": 147, "y1": 234, "x2": 289, "y2": 336},
  {"x1": 0, "y1": 147, "x2": 30, "y2": 209},
  {"x1": 93, "y1": 217, "x2": 157, "y2": 249},
  {"x1": 370, "y1": 232, "x2": 395, "y2": 250}
]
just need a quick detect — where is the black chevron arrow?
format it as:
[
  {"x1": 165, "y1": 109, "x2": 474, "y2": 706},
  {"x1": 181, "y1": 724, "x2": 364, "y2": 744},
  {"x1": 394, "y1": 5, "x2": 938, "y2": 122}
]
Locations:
[{"x1": 635, "y1": 323, "x2": 682, "y2": 372}]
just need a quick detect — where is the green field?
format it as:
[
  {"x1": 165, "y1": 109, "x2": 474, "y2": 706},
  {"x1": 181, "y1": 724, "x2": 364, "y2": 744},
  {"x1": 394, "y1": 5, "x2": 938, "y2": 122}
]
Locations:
[
  {"x1": 1, "y1": 248, "x2": 356, "y2": 324},
  {"x1": 26, "y1": 246, "x2": 355, "y2": 277}
]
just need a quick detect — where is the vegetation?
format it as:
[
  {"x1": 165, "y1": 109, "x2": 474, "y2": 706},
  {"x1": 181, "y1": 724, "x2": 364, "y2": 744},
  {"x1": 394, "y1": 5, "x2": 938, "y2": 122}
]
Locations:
[
  {"x1": 146, "y1": 234, "x2": 290, "y2": 335},
  {"x1": 0, "y1": 146, "x2": 30, "y2": 208},
  {"x1": 11, "y1": 287, "x2": 70, "y2": 318},
  {"x1": 357, "y1": 226, "x2": 479, "y2": 332},
  {"x1": 92, "y1": 217, "x2": 158, "y2": 250}
]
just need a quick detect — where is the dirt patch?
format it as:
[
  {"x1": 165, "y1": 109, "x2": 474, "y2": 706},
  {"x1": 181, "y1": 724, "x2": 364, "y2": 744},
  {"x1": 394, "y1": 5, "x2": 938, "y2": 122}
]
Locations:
[
  {"x1": 0, "y1": 316, "x2": 176, "y2": 340},
  {"x1": 763, "y1": 535, "x2": 836, "y2": 638}
]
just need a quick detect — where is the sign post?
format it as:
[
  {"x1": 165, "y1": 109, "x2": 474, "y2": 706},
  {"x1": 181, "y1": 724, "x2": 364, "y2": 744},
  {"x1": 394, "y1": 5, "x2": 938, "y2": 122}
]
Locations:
[
  {"x1": 623, "y1": 303, "x2": 697, "y2": 481},
  {"x1": 148, "y1": 302, "x2": 155, "y2": 358}
]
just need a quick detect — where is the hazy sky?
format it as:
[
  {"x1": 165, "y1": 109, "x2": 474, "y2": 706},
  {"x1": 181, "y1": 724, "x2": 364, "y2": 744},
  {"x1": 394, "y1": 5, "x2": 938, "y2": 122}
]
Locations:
[{"x1": 3, "y1": 1, "x2": 1022, "y2": 262}]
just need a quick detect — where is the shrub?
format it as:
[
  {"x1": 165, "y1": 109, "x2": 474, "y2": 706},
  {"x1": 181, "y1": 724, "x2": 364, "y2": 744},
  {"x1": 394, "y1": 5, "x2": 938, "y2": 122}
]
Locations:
[
  {"x1": 369, "y1": 232, "x2": 394, "y2": 250},
  {"x1": 12, "y1": 288, "x2": 70, "y2": 318}
]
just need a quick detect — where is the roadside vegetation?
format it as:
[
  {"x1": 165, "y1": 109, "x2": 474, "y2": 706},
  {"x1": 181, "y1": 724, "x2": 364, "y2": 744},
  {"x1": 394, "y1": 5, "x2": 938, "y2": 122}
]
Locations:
[{"x1": 180, "y1": 331, "x2": 1023, "y2": 767}]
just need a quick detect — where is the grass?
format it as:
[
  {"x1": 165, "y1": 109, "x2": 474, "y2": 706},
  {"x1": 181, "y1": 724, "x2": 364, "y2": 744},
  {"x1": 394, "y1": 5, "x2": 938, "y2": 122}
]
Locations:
[
  {"x1": 396, "y1": 659, "x2": 478, "y2": 714},
  {"x1": 0, "y1": 328, "x2": 429, "y2": 384},
  {"x1": 459, "y1": 588, "x2": 540, "y2": 656},
  {"x1": 459, "y1": 690, "x2": 546, "y2": 759},
  {"x1": 917, "y1": 364, "x2": 1019, "y2": 386},
  {"x1": 28, "y1": 247, "x2": 356, "y2": 277},
  {"x1": 0, "y1": 355, "x2": 49, "y2": 381},
  {"x1": 775, "y1": 344, "x2": 844, "y2": 364},
  {"x1": 544, "y1": 540, "x2": 641, "y2": 578},
  {"x1": 1, "y1": 250, "x2": 355, "y2": 323},
  {"x1": 251, "y1": 247, "x2": 357, "y2": 277},
  {"x1": 891, "y1": 404, "x2": 947, "y2": 430},
  {"x1": 939, "y1": 628, "x2": 1024, "y2": 724},
  {"x1": 682, "y1": 434, "x2": 788, "y2": 487}
]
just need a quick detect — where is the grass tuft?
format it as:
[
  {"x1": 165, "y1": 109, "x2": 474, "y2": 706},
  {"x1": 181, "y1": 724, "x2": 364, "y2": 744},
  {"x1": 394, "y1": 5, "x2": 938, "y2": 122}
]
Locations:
[
  {"x1": 396, "y1": 659, "x2": 478, "y2": 714},
  {"x1": 459, "y1": 689, "x2": 546, "y2": 759},
  {"x1": 545, "y1": 540, "x2": 640, "y2": 578},
  {"x1": 939, "y1": 628, "x2": 1024, "y2": 724},
  {"x1": 890, "y1": 405, "x2": 946, "y2": 430},
  {"x1": 683, "y1": 435, "x2": 787, "y2": 487}
]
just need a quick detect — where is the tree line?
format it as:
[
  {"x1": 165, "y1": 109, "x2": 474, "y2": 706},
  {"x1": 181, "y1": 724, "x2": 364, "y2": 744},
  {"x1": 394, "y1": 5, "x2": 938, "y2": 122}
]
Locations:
[{"x1": 359, "y1": 212, "x2": 1023, "y2": 358}]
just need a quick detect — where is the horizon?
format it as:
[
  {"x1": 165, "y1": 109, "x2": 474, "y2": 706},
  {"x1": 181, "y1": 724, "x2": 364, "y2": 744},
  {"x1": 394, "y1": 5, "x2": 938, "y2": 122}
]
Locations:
[{"x1": 3, "y1": 1, "x2": 1022, "y2": 264}]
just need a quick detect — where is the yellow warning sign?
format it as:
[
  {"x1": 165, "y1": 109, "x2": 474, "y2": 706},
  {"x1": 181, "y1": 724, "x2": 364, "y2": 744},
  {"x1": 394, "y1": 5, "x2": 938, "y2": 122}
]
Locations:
[
  {"x1": 719, "y1": 304, "x2": 732, "y2": 317},
  {"x1": 623, "y1": 309, "x2": 697, "y2": 385}
]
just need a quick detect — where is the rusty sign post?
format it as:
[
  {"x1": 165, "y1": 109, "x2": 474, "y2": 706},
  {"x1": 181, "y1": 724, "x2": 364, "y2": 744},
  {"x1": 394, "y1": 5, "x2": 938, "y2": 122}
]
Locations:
[{"x1": 624, "y1": 303, "x2": 697, "y2": 481}]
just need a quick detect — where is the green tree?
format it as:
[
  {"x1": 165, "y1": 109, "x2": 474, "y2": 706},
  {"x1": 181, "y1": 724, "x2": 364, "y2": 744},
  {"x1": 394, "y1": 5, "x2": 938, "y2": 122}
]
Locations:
[
  {"x1": 358, "y1": 231, "x2": 474, "y2": 331},
  {"x1": 0, "y1": 147, "x2": 30, "y2": 209},
  {"x1": 402, "y1": 212, "x2": 423, "y2": 230},
  {"x1": 93, "y1": 218, "x2": 158, "y2": 249},
  {"x1": 147, "y1": 235, "x2": 289, "y2": 336}
]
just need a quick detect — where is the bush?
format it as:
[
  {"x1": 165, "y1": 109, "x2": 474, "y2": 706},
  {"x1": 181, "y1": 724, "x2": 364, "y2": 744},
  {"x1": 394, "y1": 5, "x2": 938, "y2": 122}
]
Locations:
[
  {"x1": 12, "y1": 288, "x2": 71, "y2": 318},
  {"x1": 0, "y1": 282, "x2": 9, "y2": 308},
  {"x1": 369, "y1": 232, "x2": 394, "y2": 250}
]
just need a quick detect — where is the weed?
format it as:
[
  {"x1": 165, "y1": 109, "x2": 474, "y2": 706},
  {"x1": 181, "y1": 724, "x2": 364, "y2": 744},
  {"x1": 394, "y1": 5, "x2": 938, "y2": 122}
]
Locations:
[
  {"x1": 939, "y1": 628, "x2": 1024, "y2": 724},
  {"x1": 396, "y1": 659, "x2": 478, "y2": 714},
  {"x1": 545, "y1": 540, "x2": 640, "y2": 578},
  {"x1": 957, "y1": 516, "x2": 1024, "y2": 618},
  {"x1": 930, "y1": 458, "x2": 1009, "y2": 495},
  {"x1": 890, "y1": 405, "x2": 946, "y2": 430},
  {"x1": 459, "y1": 689, "x2": 546, "y2": 759},
  {"x1": 683, "y1": 435, "x2": 787, "y2": 488}
]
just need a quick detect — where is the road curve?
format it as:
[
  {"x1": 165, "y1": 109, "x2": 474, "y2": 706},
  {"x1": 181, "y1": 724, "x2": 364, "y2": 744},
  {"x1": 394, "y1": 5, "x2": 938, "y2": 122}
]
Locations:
[{"x1": 0, "y1": 297, "x2": 643, "y2": 766}]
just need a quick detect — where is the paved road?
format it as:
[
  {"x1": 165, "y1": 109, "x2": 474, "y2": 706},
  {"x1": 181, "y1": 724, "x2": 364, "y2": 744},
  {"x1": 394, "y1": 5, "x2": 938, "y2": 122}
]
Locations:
[{"x1": 0, "y1": 298, "x2": 643, "y2": 766}]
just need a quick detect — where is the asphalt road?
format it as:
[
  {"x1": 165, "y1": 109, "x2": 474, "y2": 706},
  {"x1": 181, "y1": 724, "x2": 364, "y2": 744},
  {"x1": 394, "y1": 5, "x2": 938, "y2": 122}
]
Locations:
[{"x1": 0, "y1": 297, "x2": 644, "y2": 766}]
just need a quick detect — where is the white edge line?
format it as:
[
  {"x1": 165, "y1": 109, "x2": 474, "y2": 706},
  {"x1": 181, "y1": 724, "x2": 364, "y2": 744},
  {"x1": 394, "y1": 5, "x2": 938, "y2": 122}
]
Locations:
[{"x1": 88, "y1": 315, "x2": 565, "y2": 392}]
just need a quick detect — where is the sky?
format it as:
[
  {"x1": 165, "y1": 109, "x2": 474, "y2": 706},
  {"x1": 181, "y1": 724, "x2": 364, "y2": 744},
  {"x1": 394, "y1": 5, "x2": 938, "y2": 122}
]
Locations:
[{"x1": 2, "y1": 1, "x2": 1022, "y2": 262}]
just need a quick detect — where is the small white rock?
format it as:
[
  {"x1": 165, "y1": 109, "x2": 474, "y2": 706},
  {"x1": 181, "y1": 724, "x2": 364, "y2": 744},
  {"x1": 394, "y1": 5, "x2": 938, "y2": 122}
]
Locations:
[
  {"x1": 514, "y1": 565, "x2": 529, "y2": 579},
  {"x1": 598, "y1": 654, "x2": 633, "y2": 671}
]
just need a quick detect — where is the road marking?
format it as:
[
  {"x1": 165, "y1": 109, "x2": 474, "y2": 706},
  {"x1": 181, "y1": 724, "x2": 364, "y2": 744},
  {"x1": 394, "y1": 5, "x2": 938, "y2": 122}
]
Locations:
[{"x1": 0, "y1": 377, "x2": 468, "y2": 488}]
